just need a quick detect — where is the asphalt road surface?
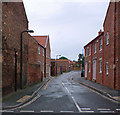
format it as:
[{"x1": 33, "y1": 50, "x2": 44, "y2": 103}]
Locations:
[{"x1": 2, "y1": 71, "x2": 120, "y2": 114}]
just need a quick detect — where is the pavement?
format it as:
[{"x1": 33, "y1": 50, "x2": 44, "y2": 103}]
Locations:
[
  {"x1": 71, "y1": 71, "x2": 120, "y2": 103},
  {"x1": 2, "y1": 76, "x2": 52, "y2": 110}
]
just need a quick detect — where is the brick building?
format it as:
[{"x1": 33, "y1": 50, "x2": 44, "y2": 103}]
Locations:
[
  {"x1": 84, "y1": 1, "x2": 120, "y2": 90},
  {"x1": 51, "y1": 59, "x2": 71, "y2": 76},
  {"x1": 2, "y1": 2, "x2": 29, "y2": 95},
  {"x1": 28, "y1": 34, "x2": 45, "y2": 84},
  {"x1": 33, "y1": 35, "x2": 51, "y2": 78}
]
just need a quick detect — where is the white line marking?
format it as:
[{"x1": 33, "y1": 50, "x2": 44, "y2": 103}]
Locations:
[
  {"x1": 20, "y1": 110, "x2": 34, "y2": 112},
  {"x1": 60, "y1": 111, "x2": 74, "y2": 113},
  {"x1": 81, "y1": 111, "x2": 94, "y2": 113},
  {"x1": 116, "y1": 109, "x2": 120, "y2": 111},
  {"x1": 71, "y1": 96, "x2": 82, "y2": 112},
  {"x1": 2, "y1": 110, "x2": 14, "y2": 112},
  {"x1": 65, "y1": 87, "x2": 70, "y2": 94},
  {"x1": 40, "y1": 110, "x2": 54, "y2": 112},
  {"x1": 100, "y1": 111, "x2": 115, "y2": 113},
  {"x1": 98, "y1": 108, "x2": 111, "y2": 111},
  {"x1": 81, "y1": 108, "x2": 91, "y2": 110}
]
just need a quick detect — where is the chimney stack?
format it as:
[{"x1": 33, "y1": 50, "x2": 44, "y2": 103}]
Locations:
[{"x1": 98, "y1": 29, "x2": 102, "y2": 35}]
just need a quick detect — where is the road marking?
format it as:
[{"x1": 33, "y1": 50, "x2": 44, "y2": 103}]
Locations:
[
  {"x1": 2, "y1": 110, "x2": 14, "y2": 112},
  {"x1": 71, "y1": 96, "x2": 82, "y2": 112},
  {"x1": 81, "y1": 108, "x2": 91, "y2": 110},
  {"x1": 116, "y1": 109, "x2": 120, "y2": 111},
  {"x1": 100, "y1": 111, "x2": 115, "y2": 113},
  {"x1": 40, "y1": 110, "x2": 54, "y2": 112},
  {"x1": 97, "y1": 108, "x2": 110, "y2": 111},
  {"x1": 60, "y1": 111, "x2": 74, "y2": 113},
  {"x1": 65, "y1": 87, "x2": 70, "y2": 94},
  {"x1": 17, "y1": 95, "x2": 31, "y2": 103},
  {"x1": 20, "y1": 110, "x2": 34, "y2": 112},
  {"x1": 70, "y1": 77, "x2": 120, "y2": 104},
  {"x1": 17, "y1": 94, "x2": 41, "y2": 109},
  {"x1": 81, "y1": 111, "x2": 94, "y2": 113}
]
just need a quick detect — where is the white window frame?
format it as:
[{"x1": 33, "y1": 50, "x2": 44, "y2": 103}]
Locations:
[
  {"x1": 106, "y1": 62, "x2": 109, "y2": 75},
  {"x1": 99, "y1": 60, "x2": 102, "y2": 73},
  {"x1": 38, "y1": 46, "x2": 40, "y2": 54},
  {"x1": 89, "y1": 45, "x2": 91, "y2": 56},
  {"x1": 86, "y1": 48, "x2": 87, "y2": 57},
  {"x1": 106, "y1": 32, "x2": 109, "y2": 45},
  {"x1": 94, "y1": 42, "x2": 97, "y2": 53},
  {"x1": 89, "y1": 62, "x2": 91, "y2": 72},
  {"x1": 100, "y1": 38, "x2": 102, "y2": 51}
]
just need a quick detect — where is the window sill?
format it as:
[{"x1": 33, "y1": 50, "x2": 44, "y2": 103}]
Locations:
[
  {"x1": 99, "y1": 71, "x2": 102, "y2": 74},
  {"x1": 106, "y1": 43, "x2": 109, "y2": 46}
]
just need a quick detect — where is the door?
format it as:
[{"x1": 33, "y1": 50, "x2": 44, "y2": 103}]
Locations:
[
  {"x1": 93, "y1": 60, "x2": 96, "y2": 80},
  {"x1": 85, "y1": 62, "x2": 87, "y2": 78}
]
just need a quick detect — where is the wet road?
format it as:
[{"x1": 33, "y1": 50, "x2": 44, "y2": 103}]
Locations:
[{"x1": 3, "y1": 71, "x2": 120, "y2": 114}]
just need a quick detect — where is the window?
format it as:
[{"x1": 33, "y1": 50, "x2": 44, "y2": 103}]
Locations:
[
  {"x1": 38, "y1": 46, "x2": 40, "y2": 54},
  {"x1": 89, "y1": 62, "x2": 91, "y2": 72},
  {"x1": 43, "y1": 49, "x2": 44, "y2": 56},
  {"x1": 99, "y1": 60, "x2": 102, "y2": 73},
  {"x1": 89, "y1": 45, "x2": 91, "y2": 56},
  {"x1": 100, "y1": 38, "x2": 102, "y2": 51},
  {"x1": 94, "y1": 42, "x2": 97, "y2": 53},
  {"x1": 106, "y1": 32, "x2": 109, "y2": 45},
  {"x1": 86, "y1": 48, "x2": 87, "y2": 57},
  {"x1": 106, "y1": 62, "x2": 109, "y2": 75}
]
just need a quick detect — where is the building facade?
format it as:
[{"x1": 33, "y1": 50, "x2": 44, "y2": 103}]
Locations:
[
  {"x1": 33, "y1": 35, "x2": 51, "y2": 78},
  {"x1": 28, "y1": 34, "x2": 45, "y2": 84},
  {"x1": 2, "y1": 2, "x2": 29, "y2": 95},
  {"x1": 84, "y1": 1, "x2": 120, "y2": 90}
]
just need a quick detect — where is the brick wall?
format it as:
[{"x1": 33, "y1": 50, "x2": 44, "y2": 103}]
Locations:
[
  {"x1": 2, "y1": 2, "x2": 29, "y2": 95},
  {"x1": 46, "y1": 38, "x2": 51, "y2": 77},
  {"x1": 84, "y1": 2, "x2": 120, "y2": 90},
  {"x1": 28, "y1": 34, "x2": 44, "y2": 84}
]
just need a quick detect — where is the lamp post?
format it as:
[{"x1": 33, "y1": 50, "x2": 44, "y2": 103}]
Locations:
[
  {"x1": 20, "y1": 30, "x2": 34, "y2": 89},
  {"x1": 56, "y1": 55, "x2": 61, "y2": 60},
  {"x1": 55, "y1": 55, "x2": 61, "y2": 75}
]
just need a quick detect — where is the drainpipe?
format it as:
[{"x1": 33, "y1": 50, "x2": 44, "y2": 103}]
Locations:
[{"x1": 114, "y1": 2, "x2": 116, "y2": 89}]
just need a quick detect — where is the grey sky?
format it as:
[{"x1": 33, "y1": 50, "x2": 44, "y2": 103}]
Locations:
[{"x1": 23, "y1": 0, "x2": 109, "y2": 61}]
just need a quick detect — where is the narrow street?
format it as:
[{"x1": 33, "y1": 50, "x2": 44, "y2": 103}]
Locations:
[{"x1": 3, "y1": 71, "x2": 119, "y2": 114}]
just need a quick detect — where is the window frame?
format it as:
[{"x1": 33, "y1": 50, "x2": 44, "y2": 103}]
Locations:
[
  {"x1": 99, "y1": 38, "x2": 102, "y2": 51},
  {"x1": 106, "y1": 32, "x2": 109, "y2": 45},
  {"x1": 94, "y1": 42, "x2": 97, "y2": 53},
  {"x1": 99, "y1": 60, "x2": 102, "y2": 73},
  {"x1": 106, "y1": 62, "x2": 109, "y2": 75},
  {"x1": 88, "y1": 62, "x2": 91, "y2": 73},
  {"x1": 38, "y1": 46, "x2": 40, "y2": 55}
]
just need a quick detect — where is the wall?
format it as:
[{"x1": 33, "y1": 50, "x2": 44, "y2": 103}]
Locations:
[{"x1": 2, "y1": 2, "x2": 29, "y2": 95}]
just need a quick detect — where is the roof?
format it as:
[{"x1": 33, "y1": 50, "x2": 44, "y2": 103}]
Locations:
[
  {"x1": 84, "y1": 32, "x2": 104, "y2": 48},
  {"x1": 33, "y1": 36, "x2": 49, "y2": 48}
]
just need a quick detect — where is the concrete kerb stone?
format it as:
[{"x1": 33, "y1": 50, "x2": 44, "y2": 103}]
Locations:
[
  {"x1": 70, "y1": 77, "x2": 120, "y2": 103},
  {"x1": 2, "y1": 76, "x2": 52, "y2": 110}
]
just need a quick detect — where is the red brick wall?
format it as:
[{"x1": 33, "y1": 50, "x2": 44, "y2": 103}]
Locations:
[
  {"x1": 28, "y1": 34, "x2": 44, "y2": 84},
  {"x1": 2, "y1": 2, "x2": 29, "y2": 95},
  {"x1": 84, "y1": 2, "x2": 120, "y2": 90},
  {"x1": 46, "y1": 38, "x2": 51, "y2": 77},
  {"x1": 103, "y1": 2, "x2": 116, "y2": 89},
  {"x1": 115, "y1": 2, "x2": 120, "y2": 90}
]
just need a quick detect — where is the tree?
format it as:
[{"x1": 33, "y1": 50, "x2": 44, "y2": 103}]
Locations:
[
  {"x1": 59, "y1": 56, "x2": 68, "y2": 60},
  {"x1": 78, "y1": 53, "x2": 84, "y2": 68}
]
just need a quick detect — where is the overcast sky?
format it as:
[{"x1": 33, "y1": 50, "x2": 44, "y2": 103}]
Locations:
[{"x1": 23, "y1": 0, "x2": 109, "y2": 61}]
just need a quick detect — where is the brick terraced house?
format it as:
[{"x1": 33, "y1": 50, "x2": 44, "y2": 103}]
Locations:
[
  {"x1": 84, "y1": 1, "x2": 120, "y2": 90},
  {"x1": 33, "y1": 35, "x2": 51, "y2": 78}
]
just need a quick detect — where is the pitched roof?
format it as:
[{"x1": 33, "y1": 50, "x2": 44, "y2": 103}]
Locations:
[{"x1": 33, "y1": 36, "x2": 48, "y2": 48}]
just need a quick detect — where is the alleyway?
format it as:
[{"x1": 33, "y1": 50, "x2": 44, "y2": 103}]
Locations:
[{"x1": 2, "y1": 71, "x2": 120, "y2": 114}]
